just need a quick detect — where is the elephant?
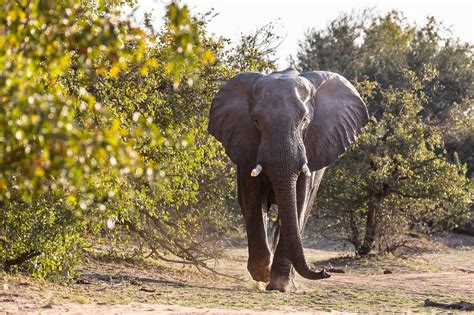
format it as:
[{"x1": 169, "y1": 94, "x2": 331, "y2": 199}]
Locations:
[{"x1": 208, "y1": 69, "x2": 369, "y2": 292}]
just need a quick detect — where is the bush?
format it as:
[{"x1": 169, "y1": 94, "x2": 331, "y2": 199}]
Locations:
[
  {"x1": 294, "y1": 10, "x2": 474, "y2": 175},
  {"x1": 1, "y1": 194, "x2": 85, "y2": 278},
  {"x1": 0, "y1": 0, "x2": 215, "y2": 277},
  {"x1": 295, "y1": 10, "x2": 473, "y2": 255},
  {"x1": 316, "y1": 69, "x2": 471, "y2": 255},
  {"x1": 0, "y1": 0, "x2": 278, "y2": 278}
]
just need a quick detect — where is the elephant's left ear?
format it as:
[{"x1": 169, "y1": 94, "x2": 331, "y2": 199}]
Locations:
[{"x1": 301, "y1": 71, "x2": 369, "y2": 171}]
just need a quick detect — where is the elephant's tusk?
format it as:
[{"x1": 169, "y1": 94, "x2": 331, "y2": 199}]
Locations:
[
  {"x1": 302, "y1": 164, "x2": 311, "y2": 176},
  {"x1": 251, "y1": 164, "x2": 263, "y2": 177}
]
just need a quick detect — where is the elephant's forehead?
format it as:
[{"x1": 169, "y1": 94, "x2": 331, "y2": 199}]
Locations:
[
  {"x1": 254, "y1": 75, "x2": 312, "y2": 94},
  {"x1": 252, "y1": 75, "x2": 312, "y2": 116}
]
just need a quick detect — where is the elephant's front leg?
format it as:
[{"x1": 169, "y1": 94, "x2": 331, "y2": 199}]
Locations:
[
  {"x1": 266, "y1": 233, "x2": 292, "y2": 291},
  {"x1": 237, "y1": 170, "x2": 271, "y2": 282},
  {"x1": 267, "y1": 173, "x2": 312, "y2": 292}
]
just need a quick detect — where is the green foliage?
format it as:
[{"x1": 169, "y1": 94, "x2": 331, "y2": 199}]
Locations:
[
  {"x1": 0, "y1": 0, "x2": 147, "y2": 278},
  {"x1": 317, "y1": 69, "x2": 471, "y2": 255},
  {"x1": 293, "y1": 11, "x2": 365, "y2": 78},
  {"x1": 294, "y1": 10, "x2": 473, "y2": 175},
  {"x1": 0, "y1": 0, "x2": 210, "y2": 277},
  {"x1": 0, "y1": 0, "x2": 278, "y2": 278},
  {"x1": 295, "y1": 10, "x2": 473, "y2": 254},
  {"x1": 1, "y1": 0, "x2": 142, "y2": 199},
  {"x1": 87, "y1": 50, "x2": 238, "y2": 267},
  {"x1": 0, "y1": 195, "x2": 85, "y2": 278}
]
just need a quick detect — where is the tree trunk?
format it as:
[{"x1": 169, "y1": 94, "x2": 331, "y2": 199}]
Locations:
[{"x1": 357, "y1": 196, "x2": 379, "y2": 256}]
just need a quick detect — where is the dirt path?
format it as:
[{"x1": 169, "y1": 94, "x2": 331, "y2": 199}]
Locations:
[{"x1": 1, "y1": 235, "x2": 473, "y2": 314}]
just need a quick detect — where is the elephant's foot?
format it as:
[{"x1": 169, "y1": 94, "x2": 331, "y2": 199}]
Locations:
[
  {"x1": 266, "y1": 257, "x2": 293, "y2": 292},
  {"x1": 266, "y1": 275, "x2": 292, "y2": 292},
  {"x1": 247, "y1": 260, "x2": 271, "y2": 282}
]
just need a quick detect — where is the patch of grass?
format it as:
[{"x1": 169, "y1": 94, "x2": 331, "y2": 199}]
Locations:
[
  {"x1": 70, "y1": 295, "x2": 90, "y2": 304},
  {"x1": 50, "y1": 294, "x2": 65, "y2": 304}
]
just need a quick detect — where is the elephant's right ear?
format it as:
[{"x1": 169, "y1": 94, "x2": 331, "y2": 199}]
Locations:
[{"x1": 208, "y1": 72, "x2": 263, "y2": 166}]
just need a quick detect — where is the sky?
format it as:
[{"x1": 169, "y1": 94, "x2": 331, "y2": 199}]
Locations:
[{"x1": 130, "y1": 0, "x2": 473, "y2": 68}]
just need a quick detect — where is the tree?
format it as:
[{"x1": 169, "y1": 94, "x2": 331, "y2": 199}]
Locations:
[
  {"x1": 294, "y1": 10, "x2": 473, "y2": 255},
  {"x1": 226, "y1": 22, "x2": 281, "y2": 73},
  {"x1": 0, "y1": 0, "x2": 145, "y2": 277},
  {"x1": 294, "y1": 11, "x2": 473, "y2": 175},
  {"x1": 293, "y1": 11, "x2": 367, "y2": 79},
  {"x1": 0, "y1": 0, "x2": 280, "y2": 277},
  {"x1": 81, "y1": 17, "x2": 280, "y2": 271},
  {"x1": 317, "y1": 69, "x2": 471, "y2": 255},
  {"x1": 0, "y1": 0, "x2": 215, "y2": 277}
]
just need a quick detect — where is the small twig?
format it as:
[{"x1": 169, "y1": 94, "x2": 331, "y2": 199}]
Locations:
[{"x1": 139, "y1": 287, "x2": 156, "y2": 293}]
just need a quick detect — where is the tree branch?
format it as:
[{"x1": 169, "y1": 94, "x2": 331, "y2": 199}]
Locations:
[{"x1": 3, "y1": 250, "x2": 41, "y2": 272}]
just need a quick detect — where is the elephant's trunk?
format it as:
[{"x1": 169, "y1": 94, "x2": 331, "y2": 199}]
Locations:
[
  {"x1": 258, "y1": 125, "x2": 328, "y2": 281},
  {"x1": 270, "y1": 174, "x2": 329, "y2": 280}
]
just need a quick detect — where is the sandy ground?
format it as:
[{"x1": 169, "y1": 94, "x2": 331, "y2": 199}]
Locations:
[
  {"x1": 1, "y1": 233, "x2": 473, "y2": 314},
  {"x1": 0, "y1": 302, "x2": 340, "y2": 315}
]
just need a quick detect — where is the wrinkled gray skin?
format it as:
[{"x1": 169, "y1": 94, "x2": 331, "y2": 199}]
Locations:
[{"x1": 208, "y1": 69, "x2": 369, "y2": 292}]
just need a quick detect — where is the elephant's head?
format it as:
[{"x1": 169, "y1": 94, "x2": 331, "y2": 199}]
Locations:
[{"x1": 208, "y1": 69, "x2": 369, "y2": 280}]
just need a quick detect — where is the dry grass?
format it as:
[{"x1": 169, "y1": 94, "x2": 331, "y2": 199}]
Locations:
[{"x1": 0, "y1": 233, "x2": 473, "y2": 314}]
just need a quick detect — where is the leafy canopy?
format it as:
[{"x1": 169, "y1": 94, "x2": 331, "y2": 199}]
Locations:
[{"x1": 294, "y1": 12, "x2": 472, "y2": 254}]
